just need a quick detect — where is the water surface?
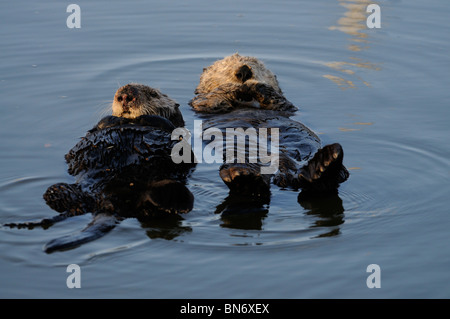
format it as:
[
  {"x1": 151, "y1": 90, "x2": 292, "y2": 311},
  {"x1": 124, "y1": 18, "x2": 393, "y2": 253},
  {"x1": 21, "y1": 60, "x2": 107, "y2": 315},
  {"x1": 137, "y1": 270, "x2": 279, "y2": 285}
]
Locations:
[{"x1": 1, "y1": 0, "x2": 449, "y2": 298}]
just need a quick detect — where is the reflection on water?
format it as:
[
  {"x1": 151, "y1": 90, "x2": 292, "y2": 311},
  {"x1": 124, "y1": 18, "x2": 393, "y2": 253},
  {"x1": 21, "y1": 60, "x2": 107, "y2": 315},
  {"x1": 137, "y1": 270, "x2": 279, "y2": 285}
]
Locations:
[
  {"x1": 140, "y1": 216, "x2": 192, "y2": 240},
  {"x1": 215, "y1": 194, "x2": 270, "y2": 230},
  {"x1": 325, "y1": 0, "x2": 381, "y2": 89},
  {"x1": 214, "y1": 190, "x2": 345, "y2": 239},
  {"x1": 298, "y1": 193, "x2": 345, "y2": 238},
  {"x1": 329, "y1": 0, "x2": 372, "y2": 48}
]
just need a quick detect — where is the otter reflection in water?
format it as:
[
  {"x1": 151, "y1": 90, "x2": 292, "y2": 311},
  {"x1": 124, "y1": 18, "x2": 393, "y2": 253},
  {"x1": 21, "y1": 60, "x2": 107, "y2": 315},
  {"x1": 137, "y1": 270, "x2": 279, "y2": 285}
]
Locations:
[
  {"x1": 5, "y1": 84, "x2": 195, "y2": 253},
  {"x1": 214, "y1": 192, "x2": 344, "y2": 238}
]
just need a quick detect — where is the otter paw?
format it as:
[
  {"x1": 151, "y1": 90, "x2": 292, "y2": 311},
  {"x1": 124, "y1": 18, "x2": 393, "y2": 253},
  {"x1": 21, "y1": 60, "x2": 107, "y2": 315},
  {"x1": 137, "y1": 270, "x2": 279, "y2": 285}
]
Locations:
[
  {"x1": 251, "y1": 83, "x2": 297, "y2": 112},
  {"x1": 299, "y1": 143, "x2": 347, "y2": 184},
  {"x1": 189, "y1": 95, "x2": 234, "y2": 113},
  {"x1": 219, "y1": 163, "x2": 270, "y2": 196}
]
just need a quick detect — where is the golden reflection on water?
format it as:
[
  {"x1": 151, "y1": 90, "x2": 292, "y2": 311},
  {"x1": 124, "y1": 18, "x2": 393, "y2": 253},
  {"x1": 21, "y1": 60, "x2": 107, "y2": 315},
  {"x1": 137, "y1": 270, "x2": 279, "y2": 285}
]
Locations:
[
  {"x1": 324, "y1": 0, "x2": 381, "y2": 89},
  {"x1": 338, "y1": 118, "x2": 374, "y2": 133}
]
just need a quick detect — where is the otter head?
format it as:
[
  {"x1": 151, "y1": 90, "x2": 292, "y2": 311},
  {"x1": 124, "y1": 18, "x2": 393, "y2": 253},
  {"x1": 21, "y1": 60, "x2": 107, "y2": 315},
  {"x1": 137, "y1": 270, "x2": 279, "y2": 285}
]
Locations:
[
  {"x1": 191, "y1": 54, "x2": 296, "y2": 113},
  {"x1": 194, "y1": 53, "x2": 283, "y2": 95},
  {"x1": 112, "y1": 83, "x2": 185, "y2": 127}
]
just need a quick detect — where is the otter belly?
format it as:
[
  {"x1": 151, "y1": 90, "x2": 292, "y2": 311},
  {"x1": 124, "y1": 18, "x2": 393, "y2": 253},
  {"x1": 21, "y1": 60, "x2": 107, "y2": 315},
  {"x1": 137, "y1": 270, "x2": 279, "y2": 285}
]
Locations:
[{"x1": 201, "y1": 108, "x2": 321, "y2": 165}]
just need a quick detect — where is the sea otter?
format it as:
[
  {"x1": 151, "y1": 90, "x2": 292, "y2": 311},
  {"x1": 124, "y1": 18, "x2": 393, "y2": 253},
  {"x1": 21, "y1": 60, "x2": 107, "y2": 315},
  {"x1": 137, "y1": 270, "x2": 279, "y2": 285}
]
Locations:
[
  {"x1": 6, "y1": 84, "x2": 195, "y2": 253},
  {"x1": 190, "y1": 53, "x2": 349, "y2": 196},
  {"x1": 111, "y1": 83, "x2": 185, "y2": 127}
]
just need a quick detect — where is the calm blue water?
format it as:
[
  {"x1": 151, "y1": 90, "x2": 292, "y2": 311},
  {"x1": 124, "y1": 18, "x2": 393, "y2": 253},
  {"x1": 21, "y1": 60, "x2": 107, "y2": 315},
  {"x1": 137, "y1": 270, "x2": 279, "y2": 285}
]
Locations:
[{"x1": 0, "y1": 0, "x2": 449, "y2": 298}]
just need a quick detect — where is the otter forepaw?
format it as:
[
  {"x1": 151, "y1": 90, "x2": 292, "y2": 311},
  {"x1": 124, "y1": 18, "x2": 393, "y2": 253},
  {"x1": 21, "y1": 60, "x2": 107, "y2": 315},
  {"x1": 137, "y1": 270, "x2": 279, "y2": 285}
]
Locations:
[
  {"x1": 189, "y1": 95, "x2": 234, "y2": 113},
  {"x1": 90, "y1": 116, "x2": 131, "y2": 132},
  {"x1": 247, "y1": 83, "x2": 296, "y2": 112}
]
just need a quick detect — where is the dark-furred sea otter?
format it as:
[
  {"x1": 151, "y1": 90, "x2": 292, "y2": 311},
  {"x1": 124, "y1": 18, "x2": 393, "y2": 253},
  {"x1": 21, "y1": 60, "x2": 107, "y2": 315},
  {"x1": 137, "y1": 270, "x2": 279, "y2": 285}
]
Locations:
[{"x1": 5, "y1": 84, "x2": 195, "y2": 253}]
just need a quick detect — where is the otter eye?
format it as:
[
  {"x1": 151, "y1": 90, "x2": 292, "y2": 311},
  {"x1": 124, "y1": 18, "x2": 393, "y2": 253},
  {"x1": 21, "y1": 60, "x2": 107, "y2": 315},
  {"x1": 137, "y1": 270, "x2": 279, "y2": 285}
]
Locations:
[
  {"x1": 126, "y1": 96, "x2": 133, "y2": 102},
  {"x1": 117, "y1": 96, "x2": 122, "y2": 102}
]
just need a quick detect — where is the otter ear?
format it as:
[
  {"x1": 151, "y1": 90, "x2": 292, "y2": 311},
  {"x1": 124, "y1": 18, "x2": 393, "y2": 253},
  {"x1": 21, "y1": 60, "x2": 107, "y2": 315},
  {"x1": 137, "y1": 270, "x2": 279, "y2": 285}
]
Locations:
[{"x1": 201, "y1": 66, "x2": 212, "y2": 75}]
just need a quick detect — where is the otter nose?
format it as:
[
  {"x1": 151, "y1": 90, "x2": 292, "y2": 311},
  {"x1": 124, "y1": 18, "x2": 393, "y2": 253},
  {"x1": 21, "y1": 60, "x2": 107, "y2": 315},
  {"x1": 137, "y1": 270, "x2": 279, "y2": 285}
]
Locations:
[
  {"x1": 235, "y1": 65, "x2": 252, "y2": 82},
  {"x1": 119, "y1": 94, "x2": 135, "y2": 108}
]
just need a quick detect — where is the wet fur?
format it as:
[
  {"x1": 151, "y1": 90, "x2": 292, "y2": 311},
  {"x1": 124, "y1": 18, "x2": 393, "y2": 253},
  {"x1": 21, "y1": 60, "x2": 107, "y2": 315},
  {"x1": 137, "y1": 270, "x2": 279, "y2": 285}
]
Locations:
[
  {"x1": 36, "y1": 116, "x2": 195, "y2": 253},
  {"x1": 5, "y1": 85, "x2": 194, "y2": 253},
  {"x1": 112, "y1": 83, "x2": 185, "y2": 127},
  {"x1": 58, "y1": 117, "x2": 195, "y2": 217},
  {"x1": 190, "y1": 53, "x2": 349, "y2": 195},
  {"x1": 191, "y1": 53, "x2": 297, "y2": 113}
]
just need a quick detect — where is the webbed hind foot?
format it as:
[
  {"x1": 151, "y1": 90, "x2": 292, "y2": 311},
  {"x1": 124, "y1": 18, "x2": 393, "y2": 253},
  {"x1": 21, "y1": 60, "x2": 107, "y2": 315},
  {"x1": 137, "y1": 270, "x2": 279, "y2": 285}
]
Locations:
[
  {"x1": 44, "y1": 212, "x2": 119, "y2": 253},
  {"x1": 219, "y1": 163, "x2": 271, "y2": 196},
  {"x1": 297, "y1": 143, "x2": 349, "y2": 194},
  {"x1": 43, "y1": 183, "x2": 94, "y2": 214}
]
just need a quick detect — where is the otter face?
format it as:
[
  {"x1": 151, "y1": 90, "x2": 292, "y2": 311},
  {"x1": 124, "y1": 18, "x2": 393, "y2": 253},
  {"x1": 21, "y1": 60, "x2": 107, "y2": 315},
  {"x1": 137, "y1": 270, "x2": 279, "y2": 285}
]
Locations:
[
  {"x1": 190, "y1": 54, "x2": 296, "y2": 113},
  {"x1": 195, "y1": 53, "x2": 282, "y2": 95},
  {"x1": 112, "y1": 84, "x2": 165, "y2": 119},
  {"x1": 112, "y1": 83, "x2": 184, "y2": 127}
]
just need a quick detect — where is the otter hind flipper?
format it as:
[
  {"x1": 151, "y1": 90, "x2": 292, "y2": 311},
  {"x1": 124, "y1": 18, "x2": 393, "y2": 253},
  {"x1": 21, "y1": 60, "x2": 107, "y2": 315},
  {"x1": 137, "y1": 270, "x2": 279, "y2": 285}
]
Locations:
[
  {"x1": 219, "y1": 163, "x2": 271, "y2": 196},
  {"x1": 43, "y1": 183, "x2": 94, "y2": 215},
  {"x1": 297, "y1": 143, "x2": 349, "y2": 194},
  {"x1": 44, "y1": 213, "x2": 120, "y2": 254}
]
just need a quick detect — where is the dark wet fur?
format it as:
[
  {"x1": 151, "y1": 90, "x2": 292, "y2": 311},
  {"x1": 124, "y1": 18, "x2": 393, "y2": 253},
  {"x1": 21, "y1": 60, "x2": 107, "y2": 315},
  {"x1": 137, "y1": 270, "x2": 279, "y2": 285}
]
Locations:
[
  {"x1": 190, "y1": 55, "x2": 349, "y2": 197},
  {"x1": 194, "y1": 109, "x2": 348, "y2": 196},
  {"x1": 5, "y1": 115, "x2": 195, "y2": 253}
]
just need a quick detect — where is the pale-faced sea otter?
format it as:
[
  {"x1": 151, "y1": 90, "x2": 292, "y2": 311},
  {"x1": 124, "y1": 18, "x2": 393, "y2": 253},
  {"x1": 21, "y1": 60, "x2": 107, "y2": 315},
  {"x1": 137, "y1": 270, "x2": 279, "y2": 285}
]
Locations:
[{"x1": 189, "y1": 53, "x2": 349, "y2": 197}]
